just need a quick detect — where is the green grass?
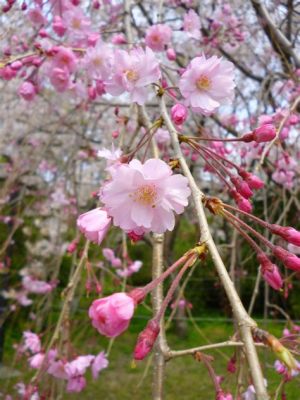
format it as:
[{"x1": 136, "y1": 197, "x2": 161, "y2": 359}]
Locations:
[{"x1": 3, "y1": 318, "x2": 299, "y2": 399}]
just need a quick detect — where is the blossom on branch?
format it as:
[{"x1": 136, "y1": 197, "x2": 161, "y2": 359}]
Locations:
[
  {"x1": 179, "y1": 54, "x2": 235, "y2": 115},
  {"x1": 101, "y1": 159, "x2": 191, "y2": 234}
]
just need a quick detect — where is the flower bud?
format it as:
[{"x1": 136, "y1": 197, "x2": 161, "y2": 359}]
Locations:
[
  {"x1": 252, "y1": 123, "x2": 276, "y2": 143},
  {"x1": 67, "y1": 240, "x2": 78, "y2": 254},
  {"x1": 230, "y1": 190, "x2": 252, "y2": 213},
  {"x1": 273, "y1": 246, "x2": 300, "y2": 272},
  {"x1": 270, "y1": 225, "x2": 300, "y2": 247},
  {"x1": 257, "y1": 253, "x2": 283, "y2": 290},
  {"x1": 216, "y1": 391, "x2": 233, "y2": 400},
  {"x1": 77, "y1": 208, "x2": 111, "y2": 245},
  {"x1": 134, "y1": 319, "x2": 160, "y2": 360},
  {"x1": 52, "y1": 16, "x2": 67, "y2": 37},
  {"x1": 238, "y1": 169, "x2": 264, "y2": 190},
  {"x1": 166, "y1": 48, "x2": 176, "y2": 61},
  {"x1": 230, "y1": 176, "x2": 253, "y2": 199},
  {"x1": 171, "y1": 103, "x2": 188, "y2": 125},
  {"x1": 18, "y1": 81, "x2": 36, "y2": 101}
]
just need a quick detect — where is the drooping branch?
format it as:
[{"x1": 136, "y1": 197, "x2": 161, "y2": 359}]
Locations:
[
  {"x1": 159, "y1": 94, "x2": 269, "y2": 399},
  {"x1": 251, "y1": 0, "x2": 300, "y2": 68}
]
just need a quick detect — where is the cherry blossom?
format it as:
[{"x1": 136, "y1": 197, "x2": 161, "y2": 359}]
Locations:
[
  {"x1": 179, "y1": 54, "x2": 235, "y2": 115},
  {"x1": 101, "y1": 159, "x2": 191, "y2": 234}
]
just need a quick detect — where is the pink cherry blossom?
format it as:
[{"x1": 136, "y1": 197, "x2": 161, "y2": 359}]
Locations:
[
  {"x1": 52, "y1": 47, "x2": 77, "y2": 73},
  {"x1": 102, "y1": 248, "x2": 115, "y2": 262},
  {"x1": 65, "y1": 355, "x2": 95, "y2": 377},
  {"x1": 145, "y1": 24, "x2": 172, "y2": 52},
  {"x1": 62, "y1": 7, "x2": 91, "y2": 40},
  {"x1": 106, "y1": 47, "x2": 161, "y2": 105},
  {"x1": 101, "y1": 159, "x2": 191, "y2": 234},
  {"x1": 82, "y1": 43, "x2": 112, "y2": 79},
  {"x1": 52, "y1": 16, "x2": 67, "y2": 36},
  {"x1": 28, "y1": 7, "x2": 46, "y2": 25},
  {"x1": 89, "y1": 292, "x2": 135, "y2": 337},
  {"x1": 183, "y1": 10, "x2": 201, "y2": 40},
  {"x1": 18, "y1": 81, "x2": 36, "y2": 101},
  {"x1": 91, "y1": 351, "x2": 109, "y2": 379},
  {"x1": 66, "y1": 376, "x2": 86, "y2": 392},
  {"x1": 22, "y1": 331, "x2": 41, "y2": 354},
  {"x1": 117, "y1": 260, "x2": 142, "y2": 278},
  {"x1": 155, "y1": 128, "x2": 171, "y2": 146},
  {"x1": 179, "y1": 54, "x2": 235, "y2": 115},
  {"x1": 29, "y1": 353, "x2": 45, "y2": 369},
  {"x1": 171, "y1": 103, "x2": 188, "y2": 125},
  {"x1": 47, "y1": 360, "x2": 68, "y2": 379},
  {"x1": 77, "y1": 208, "x2": 111, "y2": 244},
  {"x1": 49, "y1": 67, "x2": 71, "y2": 92},
  {"x1": 22, "y1": 276, "x2": 53, "y2": 294}
]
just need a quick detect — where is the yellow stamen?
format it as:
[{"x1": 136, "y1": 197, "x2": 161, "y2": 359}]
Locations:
[
  {"x1": 132, "y1": 185, "x2": 157, "y2": 206},
  {"x1": 196, "y1": 75, "x2": 211, "y2": 90},
  {"x1": 125, "y1": 69, "x2": 139, "y2": 82}
]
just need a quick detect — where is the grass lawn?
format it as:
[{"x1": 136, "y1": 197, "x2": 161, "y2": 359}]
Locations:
[{"x1": 2, "y1": 317, "x2": 300, "y2": 399}]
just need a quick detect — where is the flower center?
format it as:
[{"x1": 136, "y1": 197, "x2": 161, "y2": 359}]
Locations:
[
  {"x1": 151, "y1": 34, "x2": 160, "y2": 43},
  {"x1": 93, "y1": 57, "x2": 103, "y2": 67},
  {"x1": 125, "y1": 69, "x2": 139, "y2": 82},
  {"x1": 132, "y1": 184, "x2": 157, "y2": 206},
  {"x1": 196, "y1": 75, "x2": 211, "y2": 91},
  {"x1": 72, "y1": 18, "x2": 82, "y2": 30}
]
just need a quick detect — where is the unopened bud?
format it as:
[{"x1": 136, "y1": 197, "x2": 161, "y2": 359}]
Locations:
[
  {"x1": 271, "y1": 225, "x2": 300, "y2": 247},
  {"x1": 273, "y1": 246, "x2": 300, "y2": 272},
  {"x1": 134, "y1": 319, "x2": 160, "y2": 360}
]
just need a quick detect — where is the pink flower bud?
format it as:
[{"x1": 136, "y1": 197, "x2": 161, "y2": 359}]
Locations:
[
  {"x1": 111, "y1": 33, "x2": 127, "y2": 45},
  {"x1": 273, "y1": 246, "x2": 300, "y2": 272},
  {"x1": 0, "y1": 66, "x2": 16, "y2": 80},
  {"x1": 95, "y1": 79, "x2": 106, "y2": 96},
  {"x1": 18, "y1": 81, "x2": 36, "y2": 101},
  {"x1": 39, "y1": 28, "x2": 48, "y2": 38},
  {"x1": 227, "y1": 357, "x2": 236, "y2": 373},
  {"x1": 271, "y1": 225, "x2": 300, "y2": 247},
  {"x1": 67, "y1": 240, "x2": 78, "y2": 254},
  {"x1": 88, "y1": 86, "x2": 97, "y2": 100},
  {"x1": 252, "y1": 123, "x2": 276, "y2": 143},
  {"x1": 127, "y1": 231, "x2": 144, "y2": 242},
  {"x1": 230, "y1": 176, "x2": 253, "y2": 199},
  {"x1": 77, "y1": 208, "x2": 111, "y2": 245},
  {"x1": 89, "y1": 293, "x2": 135, "y2": 337},
  {"x1": 134, "y1": 319, "x2": 160, "y2": 360},
  {"x1": 52, "y1": 16, "x2": 67, "y2": 37},
  {"x1": 166, "y1": 48, "x2": 176, "y2": 61},
  {"x1": 112, "y1": 130, "x2": 119, "y2": 139},
  {"x1": 238, "y1": 169, "x2": 264, "y2": 190},
  {"x1": 257, "y1": 253, "x2": 283, "y2": 290},
  {"x1": 10, "y1": 60, "x2": 23, "y2": 70},
  {"x1": 93, "y1": 0, "x2": 100, "y2": 9},
  {"x1": 171, "y1": 103, "x2": 188, "y2": 125},
  {"x1": 216, "y1": 391, "x2": 233, "y2": 400},
  {"x1": 230, "y1": 190, "x2": 252, "y2": 213}
]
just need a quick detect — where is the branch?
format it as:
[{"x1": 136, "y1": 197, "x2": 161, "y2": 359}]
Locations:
[
  {"x1": 166, "y1": 341, "x2": 265, "y2": 359},
  {"x1": 251, "y1": 0, "x2": 300, "y2": 68},
  {"x1": 160, "y1": 94, "x2": 269, "y2": 399}
]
